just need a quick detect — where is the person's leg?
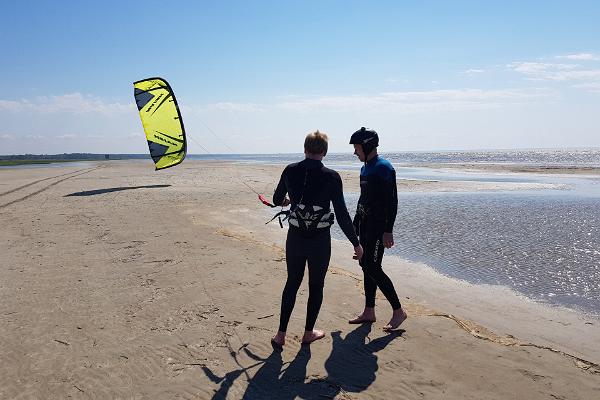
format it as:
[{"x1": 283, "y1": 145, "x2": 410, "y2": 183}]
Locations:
[
  {"x1": 274, "y1": 231, "x2": 307, "y2": 346},
  {"x1": 361, "y1": 232, "x2": 407, "y2": 330},
  {"x1": 367, "y1": 238, "x2": 401, "y2": 307},
  {"x1": 349, "y1": 234, "x2": 377, "y2": 323},
  {"x1": 302, "y1": 232, "x2": 331, "y2": 343}
]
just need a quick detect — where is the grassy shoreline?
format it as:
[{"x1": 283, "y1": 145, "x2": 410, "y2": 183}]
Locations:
[{"x1": 0, "y1": 159, "x2": 93, "y2": 166}]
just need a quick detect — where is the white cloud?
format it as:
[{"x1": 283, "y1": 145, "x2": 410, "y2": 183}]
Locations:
[
  {"x1": 463, "y1": 69, "x2": 485, "y2": 74},
  {"x1": 0, "y1": 93, "x2": 133, "y2": 114},
  {"x1": 507, "y1": 62, "x2": 578, "y2": 76},
  {"x1": 508, "y1": 61, "x2": 600, "y2": 86},
  {"x1": 556, "y1": 53, "x2": 600, "y2": 61},
  {"x1": 57, "y1": 134, "x2": 77, "y2": 139},
  {"x1": 202, "y1": 102, "x2": 265, "y2": 112},
  {"x1": 572, "y1": 82, "x2": 600, "y2": 93},
  {"x1": 274, "y1": 88, "x2": 551, "y2": 113},
  {"x1": 1, "y1": 134, "x2": 14, "y2": 140}
]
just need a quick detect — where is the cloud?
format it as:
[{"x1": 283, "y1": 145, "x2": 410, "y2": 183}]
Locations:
[
  {"x1": 556, "y1": 53, "x2": 600, "y2": 61},
  {"x1": 507, "y1": 62, "x2": 579, "y2": 76},
  {"x1": 57, "y1": 134, "x2": 77, "y2": 139},
  {"x1": 0, "y1": 133, "x2": 47, "y2": 140},
  {"x1": 508, "y1": 61, "x2": 600, "y2": 89},
  {"x1": 274, "y1": 88, "x2": 551, "y2": 113},
  {"x1": 200, "y1": 102, "x2": 265, "y2": 113},
  {"x1": 572, "y1": 82, "x2": 600, "y2": 93},
  {"x1": 0, "y1": 100, "x2": 24, "y2": 112},
  {"x1": 463, "y1": 69, "x2": 485, "y2": 74},
  {"x1": 0, "y1": 93, "x2": 134, "y2": 114}
]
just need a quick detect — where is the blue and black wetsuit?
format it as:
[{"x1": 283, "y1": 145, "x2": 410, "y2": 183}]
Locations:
[
  {"x1": 354, "y1": 155, "x2": 401, "y2": 310},
  {"x1": 273, "y1": 158, "x2": 359, "y2": 332}
]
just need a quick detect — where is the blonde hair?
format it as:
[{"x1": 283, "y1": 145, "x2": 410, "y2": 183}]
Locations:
[{"x1": 304, "y1": 130, "x2": 328, "y2": 156}]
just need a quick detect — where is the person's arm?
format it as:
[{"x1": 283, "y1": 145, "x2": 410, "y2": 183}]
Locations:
[
  {"x1": 382, "y1": 167, "x2": 398, "y2": 248},
  {"x1": 383, "y1": 167, "x2": 398, "y2": 233},
  {"x1": 352, "y1": 212, "x2": 359, "y2": 236},
  {"x1": 331, "y1": 173, "x2": 360, "y2": 247},
  {"x1": 273, "y1": 168, "x2": 288, "y2": 206}
]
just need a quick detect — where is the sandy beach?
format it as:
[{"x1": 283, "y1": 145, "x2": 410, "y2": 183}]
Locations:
[{"x1": 1, "y1": 160, "x2": 599, "y2": 399}]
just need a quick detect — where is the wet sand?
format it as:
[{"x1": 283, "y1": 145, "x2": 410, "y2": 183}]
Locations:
[
  {"x1": 1, "y1": 160, "x2": 599, "y2": 399},
  {"x1": 408, "y1": 162, "x2": 600, "y2": 176}
]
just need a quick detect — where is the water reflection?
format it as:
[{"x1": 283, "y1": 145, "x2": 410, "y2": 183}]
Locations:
[{"x1": 331, "y1": 168, "x2": 600, "y2": 315}]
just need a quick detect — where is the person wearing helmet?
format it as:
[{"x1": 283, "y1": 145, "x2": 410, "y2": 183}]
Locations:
[
  {"x1": 271, "y1": 130, "x2": 364, "y2": 347},
  {"x1": 349, "y1": 127, "x2": 407, "y2": 331}
]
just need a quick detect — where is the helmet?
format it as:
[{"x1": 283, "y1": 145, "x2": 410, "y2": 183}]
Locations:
[{"x1": 349, "y1": 127, "x2": 379, "y2": 156}]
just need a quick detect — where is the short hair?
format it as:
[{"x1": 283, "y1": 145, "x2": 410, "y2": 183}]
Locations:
[{"x1": 304, "y1": 130, "x2": 328, "y2": 155}]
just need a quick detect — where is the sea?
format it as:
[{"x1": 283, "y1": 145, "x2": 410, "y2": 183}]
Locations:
[{"x1": 190, "y1": 149, "x2": 600, "y2": 316}]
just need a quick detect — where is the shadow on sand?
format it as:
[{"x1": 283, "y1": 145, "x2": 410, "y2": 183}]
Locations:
[
  {"x1": 64, "y1": 184, "x2": 171, "y2": 197},
  {"x1": 201, "y1": 324, "x2": 403, "y2": 399}
]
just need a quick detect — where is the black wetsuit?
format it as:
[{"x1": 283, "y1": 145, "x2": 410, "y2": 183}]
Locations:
[
  {"x1": 273, "y1": 158, "x2": 359, "y2": 332},
  {"x1": 354, "y1": 155, "x2": 401, "y2": 310}
]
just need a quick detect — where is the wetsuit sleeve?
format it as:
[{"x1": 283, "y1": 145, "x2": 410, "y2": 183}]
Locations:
[
  {"x1": 331, "y1": 173, "x2": 360, "y2": 247},
  {"x1": 352, "y1": 213, "x2": 359, "y2": 236},
  {"x1": 384, "y1": 168, "x2": 398, "y2": 232},
  {"x1": 273, "y1": 168, "x2": 288, "y2": 206}
]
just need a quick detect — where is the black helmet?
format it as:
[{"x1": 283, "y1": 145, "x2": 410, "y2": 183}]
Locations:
[{"x1": 349, "y1": 127, "x2": 379, "y2": 156}]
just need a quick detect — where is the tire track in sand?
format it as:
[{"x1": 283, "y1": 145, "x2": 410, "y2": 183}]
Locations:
[
  {"x1": 0, "y1": 167, "x2": 98, "y2": 197},
  {"x1": 0, "y1": 167, "x2": 101, "y2": 209}
]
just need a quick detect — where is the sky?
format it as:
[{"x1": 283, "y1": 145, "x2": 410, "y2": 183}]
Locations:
[{"x1": 1, "y1": 0, "x2": 599, "y2": 155}]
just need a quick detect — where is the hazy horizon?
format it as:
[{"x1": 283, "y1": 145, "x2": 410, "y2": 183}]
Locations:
[{"x1": 5, "y1": 146, "x2": 600, "y2": 158}]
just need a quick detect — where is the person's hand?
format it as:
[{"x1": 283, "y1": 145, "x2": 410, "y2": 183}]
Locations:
[
  {"x1": 282, "y1": 197, "x2": 290, "y2": 207},
  {"x1": 353, "y1": 244, "x2": 364, "y2": 260},
  {"x1": 383, "y1": 232, "x2": 394, "y2": 248}
]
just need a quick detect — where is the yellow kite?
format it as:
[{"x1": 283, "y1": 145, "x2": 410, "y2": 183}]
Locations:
[{"x1": 133, "y1": 77, "x2": 186, "y2": 170}]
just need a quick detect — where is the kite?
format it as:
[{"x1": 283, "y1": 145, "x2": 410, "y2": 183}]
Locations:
[{"x1": 133, "y1": 77, "x2": 186, "y2": 170}]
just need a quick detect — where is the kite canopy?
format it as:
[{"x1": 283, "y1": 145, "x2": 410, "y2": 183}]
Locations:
[{"x1": 133, "y1": 77, "x2": 186, "y2": 170}]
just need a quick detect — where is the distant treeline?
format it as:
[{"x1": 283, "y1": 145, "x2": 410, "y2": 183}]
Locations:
[{"x1": 0, "y1": 153, "x2": 148, "y2": 161}]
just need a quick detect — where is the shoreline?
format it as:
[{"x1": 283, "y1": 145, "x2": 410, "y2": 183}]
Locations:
[
  {"x1": 331, "y1": 237, "x2": 600, "y2": 361},
  {"x1": 402, "y1": 162, "x2": 600, "y2": 176}
]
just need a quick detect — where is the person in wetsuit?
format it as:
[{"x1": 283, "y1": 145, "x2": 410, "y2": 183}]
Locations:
[
  {"x1": 349, "y1": 127, "x2": 407, "y2": 331},
  {"x1": 271, "y1": 131, "x2": 364, "y2": 347}
]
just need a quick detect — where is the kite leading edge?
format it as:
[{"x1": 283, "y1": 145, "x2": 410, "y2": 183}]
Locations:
[{"x1": 133, "y1": 77, "x2": 187, "y2": 170}]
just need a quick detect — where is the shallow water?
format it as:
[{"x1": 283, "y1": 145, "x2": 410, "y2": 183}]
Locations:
[
  {"x1": 390, "y1": 192, "x2": 599, "y2": 313},
  {"x1": 189, "y1": 148, "x2": 600, "y2": 167},
  {"x1": 329, "y1": 169, "x2": 600, "y2": 316},
  {"x1": 241, "y1": 151, "x2": 600, "y2": 315}
]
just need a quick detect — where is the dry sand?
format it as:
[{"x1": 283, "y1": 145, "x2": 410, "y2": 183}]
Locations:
[{"x1": 1, "y1": 160, "x2": 599, "y2": 399}]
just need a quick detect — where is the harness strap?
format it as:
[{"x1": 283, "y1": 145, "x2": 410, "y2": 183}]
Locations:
[{"x1": 265, "y1": 209, "x2": 290, "y2": 228}]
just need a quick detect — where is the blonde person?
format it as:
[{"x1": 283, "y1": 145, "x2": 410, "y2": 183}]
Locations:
[{"x1": 271, "y1": 131, "x2": 363, "y2": 347}]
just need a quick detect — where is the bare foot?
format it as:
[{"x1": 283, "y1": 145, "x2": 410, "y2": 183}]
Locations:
[
  {"x1": 271, "y1": 331, "x2": 285, "y2": 348},
  {"x1": 383, "y1": 308, "x2": 407, "y2": 331},
  {"x1": 349, "y1": 315, "x2": 377, "y2": 324},
  {"x1": 348, "y1": 308, "x2": 376, "y2": 324},
  {"x1": 301, "y1": 329, "x2": 325, "y2": 344}
]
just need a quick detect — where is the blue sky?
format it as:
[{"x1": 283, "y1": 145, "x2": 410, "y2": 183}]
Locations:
[{"x1": 1, "y1": 1, "x2": 599, "y2": 154}]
